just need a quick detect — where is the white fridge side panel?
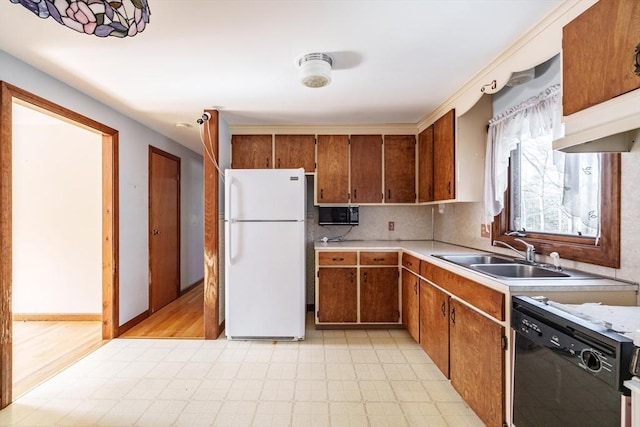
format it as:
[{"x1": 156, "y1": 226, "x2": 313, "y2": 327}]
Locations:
[
  {"x1": 225, "y1": 169, "x2": 305, "y2": 221},
  {"x1": 225, "y1": 221, "x2": 305, "y2": 339}
]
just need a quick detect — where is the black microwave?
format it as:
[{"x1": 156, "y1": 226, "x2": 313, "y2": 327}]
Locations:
[{"x1": 318, "y1": 206, "x2": 359, "y2": 226}]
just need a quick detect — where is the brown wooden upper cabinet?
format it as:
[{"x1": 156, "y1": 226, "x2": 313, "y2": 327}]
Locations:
[
  {"x1": 316, "y1": 135, "x2": 349, "y2": 203},
  {"x1": 433, "y1": 109, "x2": 455, "y2": 201},
  {"x1": 418, "y1": 125, "x2": 434, "y2": 203},
  {"x1": 562, "y1": 0, "x2": 640, "y2": 116},
  {"x1": 274, "y1": 134, "x2": 316, "y2": 172},
  {"x1": 384, "y1": 135, "x2": 416, "y2": 203},
  {"x1": 231, "y1": 134, "x2": 272, "y2": 169},
  {"x1": 350, "y1": 135, "x2": 383, "y2": 203}
]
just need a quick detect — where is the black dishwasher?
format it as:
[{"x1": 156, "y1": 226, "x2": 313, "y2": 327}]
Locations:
[{"x1": 512, "y1": 296, "x2": 633, "y2": 427}]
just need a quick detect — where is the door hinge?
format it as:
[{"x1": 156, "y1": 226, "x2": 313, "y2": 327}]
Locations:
[
  {"x1": 317, "y1": 270, "x2": 319, "y2": 278},
  {"x1": 501, "y1": 335, "x2": 508, "y2": 350}
]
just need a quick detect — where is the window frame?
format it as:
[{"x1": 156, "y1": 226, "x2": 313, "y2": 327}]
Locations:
[{"x1": 491, "y1": 153, "x2": 621, "y2": 268}]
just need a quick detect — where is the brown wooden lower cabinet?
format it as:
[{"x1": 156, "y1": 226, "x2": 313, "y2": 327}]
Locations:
[
  {"x1": 360, "y1": 267, "x2": 399, "y2": 322},
  {"x1": 402, "y1": 269, "x2": 420, "y2": 342},
  {"x1": 449, "y1": 299, "x2": 505, "y2": 427},
  {"x1": 317, "y1": 268, "x2": 357, "y2": 323},
  {"x1": 419, "y1": 280, "x2": 450, "y2": 377}
]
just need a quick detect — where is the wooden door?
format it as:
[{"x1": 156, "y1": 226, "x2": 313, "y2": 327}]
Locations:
[
  {"x1": 562, "y1": 0, "x2": 640, "y2": 115},
  {"x1": 419, "y1": 281, "x2": 450, "y2": 377},
  {"x1": 274, "y1": 134, "x2": 315, "y2": 172},
  {"x1": 384, "y1": 135, "x2": 416, "y2": 203},
  {"x1": 149, "y1": 147, "x2": 180, "y2": 313},
  {"x1": 231, "y1": 134, "x2": 272, "y2": 169},
  {"x1": 317, "y1": 268, "x2": 357, "y2": 322},
  {"x1": 402, "y1": 269, "x2": 419, "y2": 342},
  {"x1": 350, "y1": 135, "x2": 382, "y2": 203},
  {"x1": 418, "y1": 125, "x2": 434, "y2": 202},
  {"x1": 433, "y1": 109, "x2": 455, "y2": 201},
  {"x1": 449, "y1": 299, "x2": 505, "y2": 427},
  {"x1": 360, "y1": 267, "x2": 399, "y2": 322},
  {"x1": 316, "y1": 135, "x2": 349, "y2": 203}
]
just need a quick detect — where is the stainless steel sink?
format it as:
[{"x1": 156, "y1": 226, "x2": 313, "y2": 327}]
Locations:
[
  {"x1": 470, "y1": 263, "x2": 570, "y2": 279},
  {"x1": 432, "y1": 253, "x2": 602, "y2": 280},
  {"x1": 434, "y1": 254, "x2": 513, "y2": 265}
]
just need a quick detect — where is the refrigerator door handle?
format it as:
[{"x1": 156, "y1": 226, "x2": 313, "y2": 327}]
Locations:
[{"x1": 228, "y1": 177, "x2": 237, "y2": 265}]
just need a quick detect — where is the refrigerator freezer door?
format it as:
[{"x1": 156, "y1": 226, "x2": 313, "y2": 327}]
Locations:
[
  {"x1": 225, "y1": 168, "x2": 305, "y2": 221},
  {"x1": 225, "y1": 220, "x2": 306, "y2": 339}
]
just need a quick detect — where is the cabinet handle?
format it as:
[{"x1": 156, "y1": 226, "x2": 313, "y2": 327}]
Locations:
[
  {"x1": 450, "y1": 306, "x2": 456, "y2": 324},
  {"x1": 353, "y1": 189, "x2": 357, "y2": 200},
  {"x1": 387, "y1": 189, "x2": 391, "y2": 200},
  {"x1": 320, "y1": 189, "x2": 324, "y2": 199},
  {"x1": 350, "y1": 271, "x2": 354, "y2": 283},
  {"x1": 266, "y1": 158, "x2": 270, "y2": 168},
  {"x1": 428, "y1": 186, "x2": 433, "y2": 199},
  {"x1": 635, "y1": 42, "x2": 640, "y2": 76},
  {"x1": 447, "y1": 181, "x2": 451, "y2": 195},
  {"x1": 373, "y1": 258, "x2": 385, "y2": 262},
  {"x1": 413, "y1": 282, "x2": 417, "y2": 294},
  {"x1": 407, "y1": 261, "x2": 412, "y2": 266},
  {"x1": 441, "y1": 301, "x2": 446, "y2": 317},
  {"x1": 332, "y1": 257, "x2": 344, "y2": 262},
  {"x1": 277, "y1": 158, "x2": 281, "y2": 168},
  {"x1": 363, "y1": 272, "x2": 367, "y2": 283}
]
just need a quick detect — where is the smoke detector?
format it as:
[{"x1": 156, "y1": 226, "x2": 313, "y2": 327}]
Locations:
[
  {"x1": 506, "y1": 68, "x2": 535, "y2": 87},
  {"x1": 298, "y1": 53, "x2": 333, "y2": 88}
]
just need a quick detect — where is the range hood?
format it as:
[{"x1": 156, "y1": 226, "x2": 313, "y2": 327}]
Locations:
[{"x1": 553, "y1": 89, "x2": 640, "y2": 153}]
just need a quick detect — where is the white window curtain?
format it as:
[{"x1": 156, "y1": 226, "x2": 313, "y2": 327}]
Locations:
[{"x1": 483, "y1": 84, "x2": 563, "y2": 226}]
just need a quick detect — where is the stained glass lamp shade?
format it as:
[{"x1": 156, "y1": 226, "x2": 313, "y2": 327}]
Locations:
[{"x1": 9, "y1": 0, "x2": 150, "y2": 38}]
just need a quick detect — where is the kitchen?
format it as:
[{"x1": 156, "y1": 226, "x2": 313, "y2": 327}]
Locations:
[{"x1": 1, "y1": 0, "x2": 639, "y2": 426}]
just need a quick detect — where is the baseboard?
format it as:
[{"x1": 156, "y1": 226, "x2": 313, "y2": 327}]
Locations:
[
  {"x1": 117, "y1": 310, "x2": 150, "y2": 336},
  {"x1": 180, "y1": 278, "x2": 204, "y2": 296},
  {"x1": 315, "y1": 324, "x2": 405, "y2": 330},
  {"x1": 12, "y1": 313, "x2": 101, "y2": 321}
]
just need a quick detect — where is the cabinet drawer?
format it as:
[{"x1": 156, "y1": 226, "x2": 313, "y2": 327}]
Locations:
[
  {"x1": 424, "y1": 263, "x2": 505, "y2": 321},
  {"x1": 402, "y1": 253, "x2": 421, "y2": 274},
  {"x1": 318, "y1": 251, "x2": 357, "y2": 265},
  {"x1": 360, "y1": 251, "x2": 399, "y2": 265}
]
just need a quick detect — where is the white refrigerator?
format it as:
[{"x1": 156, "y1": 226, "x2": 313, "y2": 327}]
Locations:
[{"x1": 224, "y1": 168, "x2": 306, "y2": 340}]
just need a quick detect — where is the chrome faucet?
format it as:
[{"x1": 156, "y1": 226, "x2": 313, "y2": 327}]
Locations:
[{"x1": 493, "y1": 239, "x2": 536, "y2": 264}]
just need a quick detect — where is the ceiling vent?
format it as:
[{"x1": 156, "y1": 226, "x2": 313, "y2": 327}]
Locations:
[{"x1": 298, "y1": 53, "x2": 333, "y2": 88}]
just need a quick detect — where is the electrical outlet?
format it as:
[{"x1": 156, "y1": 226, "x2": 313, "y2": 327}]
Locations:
[
  {"x1": 388, "y1": 221, "x2": 395, "y2": 231},
  {"x1": 480, "y1": 224, "x2": 490, "y2": 238}
]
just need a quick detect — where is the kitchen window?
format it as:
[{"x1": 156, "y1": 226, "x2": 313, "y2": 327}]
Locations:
[{"x1": 485, "y1": 84, "x2": 621, "y2": 268}]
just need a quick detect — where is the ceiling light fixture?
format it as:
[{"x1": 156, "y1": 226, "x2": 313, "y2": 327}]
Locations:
[
  {"x1": 298, "y1": 53, "x2": 333, "y2": 88},
  {"x1": 506, "y1": 68, "x2": 535, "y2": 87},
  {"x1": 9, "y1": 0, "x2": 150, "y2": 38}
]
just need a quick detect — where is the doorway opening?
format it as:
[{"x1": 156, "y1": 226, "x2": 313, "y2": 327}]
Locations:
[{"x1": 0, "y1": 82, "x2": 119, "y2": 409}]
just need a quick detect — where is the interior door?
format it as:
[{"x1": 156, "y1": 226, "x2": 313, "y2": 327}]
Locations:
[{"x1": 149, "y1": 146, "x2": 180, "y2": 313}]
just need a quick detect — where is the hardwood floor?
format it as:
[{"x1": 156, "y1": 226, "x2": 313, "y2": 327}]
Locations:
[
  {"x1": 12, "y1": 320, "x2": 104, "y2": 399},
  {"x1": 120, "y1": 281, "x2": 204, "y2": 339}
]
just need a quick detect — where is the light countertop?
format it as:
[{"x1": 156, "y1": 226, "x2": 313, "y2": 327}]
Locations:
[{"x1": 314, "y1": 240, "x2": 639, "y2": 294}]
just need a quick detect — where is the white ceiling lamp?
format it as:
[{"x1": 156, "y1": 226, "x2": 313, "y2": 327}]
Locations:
[
  {"x1": 506, "y1": 68, "x2": 535, "y2": 87},
  {"x1": 298, "y1": 53, "x2": 333, "y2": 88}
]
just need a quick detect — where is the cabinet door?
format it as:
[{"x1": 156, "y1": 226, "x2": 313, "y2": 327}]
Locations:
[
  {"x1": 419, "y1": 280, "x2": 450, "y2": 377},
  {"x1": 316, "y1": 135, "x2": 349, "y2": 203},
  {"x1": 562, "y1": 0, "x2": 640, "y2": 115},
  {"x1": 401, "y1": 269, "x2": 419, "y2": 342},
  {"x1": 360, "y1": 267, "x2": 399, "y2": 322},
  {"x1": 418, "y1": 125, "x2": 434, "y2": 203},
  {"x1": 384, "y1": 135, "x2": 416, "y2": 203},
  {"x1": 317, "y1": 268, "x2": 357, "y2": 322},
  {"x1": 350, "y1": 135, "x2": 383, "y2": 203},
  {"x1": 274, "y1": 135, "x2": 315, "y2": 172},
  {"x1": 231, "y1": 135, "x2": 272, "y2": 169},
  {"x1": 433, "y1": 110, "x2": 455, "y2": 201},
  {"x1": 449, "y1": 299, "x2": 505, "y2": 427}
]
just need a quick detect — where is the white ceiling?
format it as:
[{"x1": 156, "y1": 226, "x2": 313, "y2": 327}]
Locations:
[{"x1": 0, "y1": 0, "x2": 563, "y2": 154}]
